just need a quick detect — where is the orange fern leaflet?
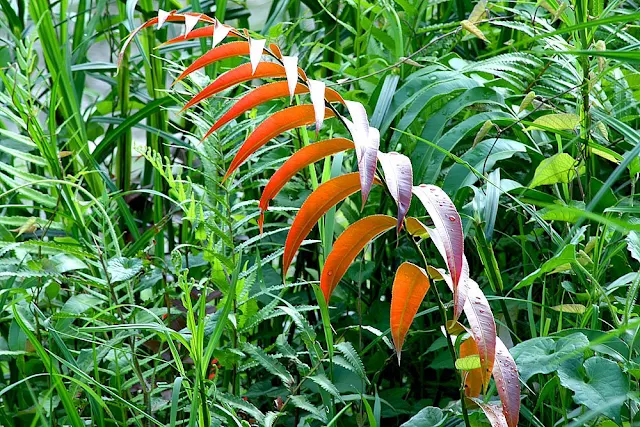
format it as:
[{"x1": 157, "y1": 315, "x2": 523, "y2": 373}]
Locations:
[
  {"x1": 258, "y1": 138, "x2": 354, "y2": 232},
  {"x1": 202, "y1": 82, "x2": 344, "y2": 140},
  {"x1": 390, "y1": 262, "x2": 431, "y2": 363},
  {"x1": 180, "y1": 62, "x2": 287, "y2": 112},
  {"x1": 320, "y1": 215, "x2": 396, "y2": 302},
  {"x1": 161, "y1": 26, "x2": 240, "y2": 46},
  {"x1": 173, "y1": 41, "x2": 251, "y2": 84},
  {"x1": 223, "y1": 105, "x2": 335, "y2": 181},
  {"x1": 282, "y1": 173, "x2": 380, "y2": 276},
  {"x1": 118, "y1": 12, "x2": 215, "y2": 67}
]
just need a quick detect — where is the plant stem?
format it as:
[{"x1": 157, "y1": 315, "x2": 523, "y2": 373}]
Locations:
[{"x1": 411, "y1": 238, "x2": 471, "y2": 427}]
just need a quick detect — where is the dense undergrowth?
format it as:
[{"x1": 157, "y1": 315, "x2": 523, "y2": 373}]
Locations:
[{"x1": 0, "y1": 0, "x2": 639, "y2": 426}]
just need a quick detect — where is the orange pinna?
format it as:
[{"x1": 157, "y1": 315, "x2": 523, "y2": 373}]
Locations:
[
  {"x1": 389, "y1": 262, "x2": 431, "y2": 362},
  {"x1": 320, "y1": 215, "x2": 396, "y2": 302}
]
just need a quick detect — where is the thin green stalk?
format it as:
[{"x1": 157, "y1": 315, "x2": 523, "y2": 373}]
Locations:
[{"x1": 412, "y1": 239, "x2": 471, "y2": 427}]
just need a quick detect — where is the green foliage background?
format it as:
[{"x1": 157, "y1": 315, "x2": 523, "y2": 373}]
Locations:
[{"x1": 0, "y1": 0, "x2": 639, "y2": 426}]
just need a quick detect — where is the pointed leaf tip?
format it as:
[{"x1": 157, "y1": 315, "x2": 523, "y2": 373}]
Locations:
[
  {"x1": 212, "y1": 19, "x2": 231, "y2": 47},
  {"x1": 308, "y1": 79, "x2": 326, "y2": 133},
  {"x1": 157, "y1": 9, "x2": 170, "y2": 29},
  {"x1": 249, "y1": 38, "x2": 267, "y2": 74},
  {"x1": 183, "y1": 14, "x2": 200, "y2": 37},
  {"x1": 378, "y1": 152, "x2": 413, "y2": 232},
  {"x1": 282, "y1": 56, "x2": 299, "y2": 102}
]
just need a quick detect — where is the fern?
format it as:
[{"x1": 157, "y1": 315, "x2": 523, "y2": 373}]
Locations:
[
  {"x1": 242, "y1": 342, "x2": 294, "y2": 387},
  {"x1": 335, "y1": 342, "x2": 367, "y2": 381}
]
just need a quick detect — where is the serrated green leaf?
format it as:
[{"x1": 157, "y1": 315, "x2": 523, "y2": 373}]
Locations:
[{"x1": 242, "y1": 342, "x2": 293, "y2": 386}]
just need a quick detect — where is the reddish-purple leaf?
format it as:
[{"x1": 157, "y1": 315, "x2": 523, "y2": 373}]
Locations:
[
  {"x1": 493, "y1": 337, "x2": 520, "y2": 427},
  {"x1": 435, "y1": 254, "x2": 495, "y2": 391},
  {"x1": 473, "y1": 400, "x2": 509, "y2": 427},
  {"x1": 464, "y1": 278, "x2": 497, "y2": 391},
  {"x1": 428, "y1": 226, "x2": 469, "y2": 320},
  {"x1": 378, "y1": 152, "x2": 413, "y2": 232},
  {"x1": 343, "y1": 117, "x2": 379, "y2": 207},
  {"x1": 412, "y1": 184, "x2": 464, "y2": 295}
]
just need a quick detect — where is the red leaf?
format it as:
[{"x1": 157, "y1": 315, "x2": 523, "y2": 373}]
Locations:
[
  {"x1": 118, "y1": 12, "x2": 215, "y2": 67},
  {"x1": 282, "y1": 173, "x2": 380, "y2": 276},
  {"x1": 493, "y1": 337, "x2": 520, "y2": 427},
  {"x1": 377, "y1": 152, "x2": 413, "y2": 232},
  {"x1": 321, "y1": 215, "x2": 396, "y2": 302},
  {"x1": 223, "y1": 105, "x2": 335, "y2": 181},
  {"x1": 180, "y1": 62, "x2": 287, "y2": 112},
  {"x1": 258, "y1": 138, "x2": 354, "y2": 232},
  {"x1": 473, "y1": 400, "x2": 509, "y2": 427},
  {"x1": 390, "y1": 262, "x2": 430, "y2": 363},
  {"x1": 269, "y1": 43, "x2": 283, "y2": 59},
  {"x1": 412, "y1": 184, "x2": 465, "y2": 305},
  {"x1": 161, "y1": 26, "x2": 240, "y2": 46},
  {"x1": 173, "y1": 41, "x2": 250, "y2": 85},
  {"x1": 460, "y1": 337, "x2": 483, "y2": 398},
  {"x1": 202, "y1": 82, "x2": 344, "y2": 140}
]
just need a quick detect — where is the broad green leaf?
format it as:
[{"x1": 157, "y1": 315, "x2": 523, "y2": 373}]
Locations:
[
  {"x1": 557, "y1": 357, "x2": 628, "y2": 423},
  {"x1": 400, "y1": 406, "x2": 445, "y2": 427},
  {"x1": 107, "y1": 257, "x2": 143, "y2": 283},
  {"x1": 530, "y1": 153, "x2": 583, "y2": 188},
  {"x1": 511, "y1": 332, "x2": 589, "y2": 382}
]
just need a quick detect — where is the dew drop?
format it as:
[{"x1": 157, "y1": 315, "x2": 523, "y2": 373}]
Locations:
[
  {"x1": 448, "y1": 215, "x2": 456, "y2": 221},
  {"x1": 327, "y1": 271, "x2": 333, "y2": 276}
]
